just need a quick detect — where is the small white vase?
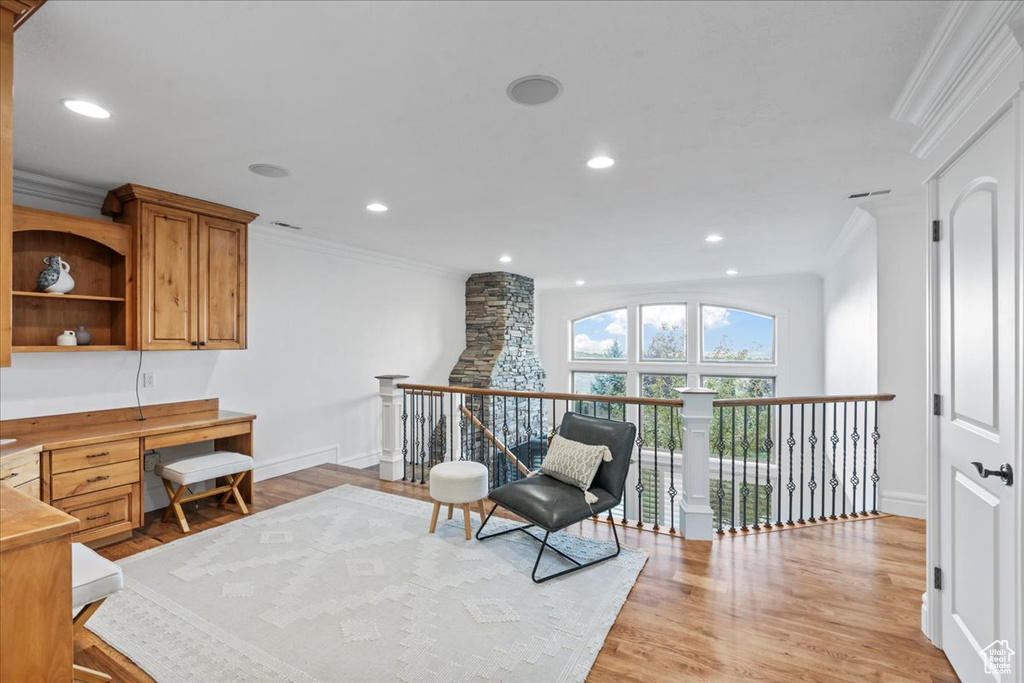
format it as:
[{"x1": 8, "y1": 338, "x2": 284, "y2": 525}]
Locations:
[
  {"x1": 56, "y1": 330, "x2": 78, "y2": 346},
  {"x1": 45, "y1": 259, "x2": 76, "y2": 295}
]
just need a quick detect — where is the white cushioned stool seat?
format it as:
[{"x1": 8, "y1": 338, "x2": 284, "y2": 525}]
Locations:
[
  {"x1": 429, "y1": 461, "x2": 488, "y2": 504},
  {"x1": 155, "y1": 451, "x2": 252, "y2": 485},
  {"x1": 72, "y1": 542, "x2": 123, "y2": 611}
]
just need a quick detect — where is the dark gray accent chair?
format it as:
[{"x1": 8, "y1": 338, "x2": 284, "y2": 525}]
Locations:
[{"x1": 476, "y1": 412, "x2": 637, "y2": 582}]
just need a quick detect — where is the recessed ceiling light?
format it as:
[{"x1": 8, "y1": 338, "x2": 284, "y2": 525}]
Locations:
[
  {"x1": 705, "y1": 234, "x2": 724, "y2": 243},
  {"x1": 507, "y1": 75, "x2": 563, "y2": 106},
  {"x1": 62, "y1": 99, "x2": 110, "y2": 119},
  {"x1": 587, "y1": 156, "x2": 615, "y2": 170},
  {"x1": 575, "y1": 280, "x2": 586, "y2": 286},
  {"x1": 248, "y1": 163, "x2": 290, "y2": 178},
  {"x1": 499, "y1": 255, "x2": 512, "y2": 264},
  {"x1": 726, "y1": 269, "x2": 739, "y2": 276},
  {"x1": 366, "y1": 203, "x2": 388, "y2": 212}
]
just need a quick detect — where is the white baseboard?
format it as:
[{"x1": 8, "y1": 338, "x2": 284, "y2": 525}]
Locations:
[
  {"x1": 255, "y1": 445, "x2": 340, "y2": 482},
  {"x1": 337, "y1": 450, "x2": 381, "y2": 470},
  {"x1": 880, "y1": 490, "x2": 927, "y2": 518},
  {"x1": 920, "y1": 591, "x2": 930, "y2": 641}
]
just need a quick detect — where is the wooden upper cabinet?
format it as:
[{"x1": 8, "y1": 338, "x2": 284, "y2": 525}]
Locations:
[
  {"x1": 103, "y1": 184, "x2": 256, "y2": 352},
  {"x1": 140, "y1": 204, "x2": 198, "y2": 350},
  {"x1": 198, "y1": 216, "x2": 246, "y2": 350}
]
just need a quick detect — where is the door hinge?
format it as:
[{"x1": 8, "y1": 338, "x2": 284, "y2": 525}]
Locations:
[
  {"x1": 933, "y1": 394, "x2": 942, "y2": 416},
  {"x1": 932, "y1": 220, "x2": 941, "y2": 242},
  {"x1": 934, "y1": 566, "x2": 942, "y2": 590}
]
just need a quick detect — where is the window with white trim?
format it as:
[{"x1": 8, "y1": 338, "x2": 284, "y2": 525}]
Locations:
[{"x1": 567, "y1": 301, "x2": 778, "y2": 406}]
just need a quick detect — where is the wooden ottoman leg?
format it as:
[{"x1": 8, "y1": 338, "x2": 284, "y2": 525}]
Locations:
[
  {"x1": 429, "y1": 501, "x2": 441, "y2": 533},
  {"x1": 477, "y1": 499, "x2": 487, "y2": 522},
  {"x1": 447, "y1": 503, "x2": 453, "y2": 520},
  {"x1": 462, "y1": 504, "x2": 472, "y2": 540}
]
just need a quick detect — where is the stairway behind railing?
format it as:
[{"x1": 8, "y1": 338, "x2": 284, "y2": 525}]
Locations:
[{"x1": 375, "y1": 375, "x2": 894, "y2": 540}]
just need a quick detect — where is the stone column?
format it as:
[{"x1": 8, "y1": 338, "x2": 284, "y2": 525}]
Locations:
[{"x1": 376, "y1": 375, "x2": 409, "y2": 481}]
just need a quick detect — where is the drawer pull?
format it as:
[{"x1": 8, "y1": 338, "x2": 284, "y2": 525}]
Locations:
[
  {"x1": 86, "y1": 452, "x2": 111, "y2": 459},
  {"x1": 86, "y1": 512, "x2": 111, "y2": 521},
  {"x1": 0, "y1": 472, "x2": 18, "y2": 481},
  {"x1": 86, "y1": 475, "x2": 111, "y2": 483}
]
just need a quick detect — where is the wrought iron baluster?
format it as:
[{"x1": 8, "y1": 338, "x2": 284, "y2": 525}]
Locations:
[
  {"x1": 753, "y1": 406, "x2": 761, "y2": 531},
  {"x1": 776, "y1": 404, "x2": 784, "y2": 527},
  {"x1": 763, "y1": 406, "x2": 774, "y2": 527},
  {"x1": 729, "y1": 406, "x2": 737, "y2": 533},
  {"x1": 862, "y1": 400, "x2": 869, "y2": 515},
  {"x1": 449, "y1": 393, "x2": 455, "y2": 461},
  {"x1": 418, "y1": 392, "x2": 427, "y2": 485},
  {"x1": 429, "y1": 391, "x2": 435, "y2": 470},
  {"x1": 820, "y1": 402, "x2": 827, "y2": 521},
  {"x1": 635, "y1": 428, "x2": 645, "y2": 529},
  {"x1": 797, "y1": 404, "x2": 806, "y2": 524},
  {"x1": 526, "y1": 397, "x2": 532, "y2": 476},
  {"x1": 740, "y1": 406, "x2": 750, "y2": 531},
  {"x1": 840, "y1": 402, "x2": 849, "y2": 518},
  {"x1": 716, "y1": 405, "x2": 726, "y2": 534},
  {"x1": 850, "y1": 401, "x2": 860, "y2": 517},
  {"x1": 502, "y1": 395, "x2": 510, "y2": 486},
  {"x1": 785, "y1": 405, "x2": 796, "y2": 525},
  {"x1": 871, "y1": 401, "x2": 880, "y2": 514},
  {"x1": 401, "y1": 390, "x2": 409, "y2": 481},
  {"x1": 652, "y1": 408, "x2": 660, "y2": 531},
  {"x1": 668, "y1": 410, "x2": 677, "y2": 533},
  {"x1": 807, "y1": 404, "x2": 817, "y2": 521},
  {"x1": 515, "y1": 396, "x2": 521, "y2": 480},
  {"x1": 829, "y1": 402, "x2": 839, "y2": 519}
]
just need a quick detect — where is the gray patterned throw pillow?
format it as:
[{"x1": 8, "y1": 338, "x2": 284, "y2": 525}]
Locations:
[{"x1": 539, "y1": 434, "x2": 612, "y2": 501}]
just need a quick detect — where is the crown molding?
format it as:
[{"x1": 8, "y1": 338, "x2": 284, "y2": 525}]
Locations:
[
  {"x1": 249, "y1": 224, "x2": 469, "y2": 282},
  {"x1": 12, "y1": 169, "x2": 108, "y2": 209},
  {"x1": 891, "y1": 0, "x2": 1024, "y2": 160},
  {"x1": 819, "y1": 206, "x2": 877, "y2": 276}
]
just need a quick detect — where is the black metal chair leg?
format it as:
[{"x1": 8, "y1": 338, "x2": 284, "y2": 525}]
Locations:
[
  {"x1": 531, "y1": 519, "x2": 621, "y2": 583},
  {"x1": 475, "y1": 503, "x2": 535, "y2": 541}
]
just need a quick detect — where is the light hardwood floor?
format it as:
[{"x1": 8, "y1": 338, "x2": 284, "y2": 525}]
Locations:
[{"x1": 76, "y1": 464, "x2": 957, "y2": 682}]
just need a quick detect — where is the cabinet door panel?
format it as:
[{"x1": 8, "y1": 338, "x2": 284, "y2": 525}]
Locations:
[
  {"x1": 140, "y1": 204, "x2": 197, "y2": 350},
  {"x1": 198, "y1": 216, "x2": 246, "y2": 350}
]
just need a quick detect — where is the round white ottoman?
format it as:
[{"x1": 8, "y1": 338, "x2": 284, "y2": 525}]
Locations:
[{"x1": 428, "y1": 461, "x2": 489, "y2": 540}]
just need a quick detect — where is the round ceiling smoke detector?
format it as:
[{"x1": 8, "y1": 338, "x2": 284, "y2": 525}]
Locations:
[
  {"x1": 248, "y1": 163, "x2": 290, "y2": 178},
  {"x1": 507, "y1": 75, "x2": 562, "y2": 106}
]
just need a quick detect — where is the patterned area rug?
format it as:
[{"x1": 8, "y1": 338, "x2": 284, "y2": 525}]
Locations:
[{"x1": 89, "y1": 485, "x2": 647, "y2": 682}]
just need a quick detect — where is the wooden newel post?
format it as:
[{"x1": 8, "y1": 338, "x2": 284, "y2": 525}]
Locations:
[
  {"x1": 376, "y1": 375, "x2": 409, "y2": 482},
  {"x1": 677, "y1": 388, "x2": 715, "y2": 541}
]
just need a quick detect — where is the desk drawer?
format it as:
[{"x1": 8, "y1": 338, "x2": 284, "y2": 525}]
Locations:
[
  {"x1": 13, "y1": 477, "x2": 41, "y2": 500},
  {"x1": 51, "y1": 460, "x2": 139, "y2": 500},
  {"x1": 51, "y1": 438, "x2": 139, "y2": 475},
  {"x1": 0, "y1": 451, "x2": 40, "y2": 488},
  {"x1": 54, "y1": 484, "x2": 141, "y2": 544}
]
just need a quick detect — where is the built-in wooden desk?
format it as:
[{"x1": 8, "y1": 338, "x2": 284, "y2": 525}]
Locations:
[
  {"x1": 0, "y1": 399, "x2": 255, "y2": 546},
  {"x1": 0, "y1": 483, "x2": 79, "y2": 682}
]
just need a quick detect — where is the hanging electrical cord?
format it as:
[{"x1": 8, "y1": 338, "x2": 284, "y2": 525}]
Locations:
[{"x1": 135, "y1": 347, "x2": 146, "y2": 421}]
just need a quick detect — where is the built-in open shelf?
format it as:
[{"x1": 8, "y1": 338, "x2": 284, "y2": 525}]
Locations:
[
  {"x1": 13, "y1": 291, "x2": 127, "y2": 303},
  {"x1": 12, "y1": 206, "x2": 135, "y2": 352},
  {"x1": 13, "y1": 345, "x2": 129, "y2": 353}
]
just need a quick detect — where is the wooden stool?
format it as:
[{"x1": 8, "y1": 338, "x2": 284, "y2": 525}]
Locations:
[
  {"x1": 428, "y1": 461, "x2": 489, "y2": 540},
  {"x1": 155, "y1": 451, "x2": 252, "y2": 533}
]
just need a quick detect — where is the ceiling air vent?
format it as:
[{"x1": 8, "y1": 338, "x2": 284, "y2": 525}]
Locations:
[
  {"x1": 847, "y1": 189, "x2": 892, "y2": 199},
  {"x1": 270, "y1": 220, "x2": 302, "y2": 231}
]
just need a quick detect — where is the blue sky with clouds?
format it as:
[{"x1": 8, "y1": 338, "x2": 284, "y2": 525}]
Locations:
[{"x1": 574, "y1": 305, "x2": 773, "y2": 361}]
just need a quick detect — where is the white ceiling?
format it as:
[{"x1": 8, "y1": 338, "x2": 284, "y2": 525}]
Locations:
[{"x1": 12, "y1": 0, "x2": 947, "y2": 287}]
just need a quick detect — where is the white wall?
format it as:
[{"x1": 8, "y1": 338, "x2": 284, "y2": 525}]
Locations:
[
  {"x1": 537, "y1": 273, "x2": 825, "y2": 396},
  {"x1": 1, "y1": 187, "x2": 466, "y2": 508},
  {"x1": 823, "y1": 210, "x2": 878, "y2": 396},
  {"x1": 875, "y1": 202, "x2": 928, "y2": 518}
]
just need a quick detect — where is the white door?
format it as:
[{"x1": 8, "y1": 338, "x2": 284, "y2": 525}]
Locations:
[{"x1": 935, "y1": 105, "x2": 1020, "y2": 681}]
